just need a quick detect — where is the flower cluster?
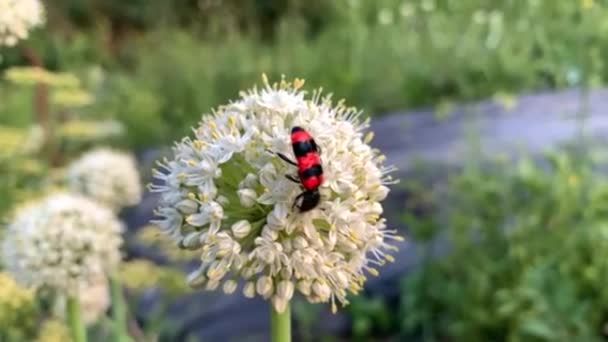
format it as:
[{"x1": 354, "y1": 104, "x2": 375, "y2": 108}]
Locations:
[
  {"x1": 2, "y1": 192, "x2": 124, "y2": 296},
  {"x1": 66, "y1": 148, "x2": 142, "y2": 212},
  {"x1": 55, "y1": 272, "x2": 110, "y2": 325},
  {"x1": 0, "y1": 272, "x2": 35, "y2": 328},
  {"x1": 151, "y1": 76, "x2": 401, "y2": 313},
  {"x1": 35, "y1": 319, "x2": 71, "y2": 342},
  {"x1": 0, "y1": 0, "x2": 45, "y2": 46},
  {"x1": 78, "y1": 273, "x2": 110, "y2": 324}
]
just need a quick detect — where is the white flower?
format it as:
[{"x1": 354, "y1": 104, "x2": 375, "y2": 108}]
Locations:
[
  {"x1": 55, "y1": 272, "x2": 110, "y2": 325},
  {"x1": 150, "y1": 76, "x2": 402, "y2": 313},
  {"x1": 377, "y1": 8, "x2": 394, "y2": 25},
  {"x1": 2, "y1": 192, "x2": 123, "y2": 296},
  {"x1": 78, "y1": 273, "x2": 110, "y2": 324},
  {"x1": 66, "y1": 147, "x2": 142, "y2": 212},
  {"x1": 0, "y1": 0, "x2": 45, "y2": 46}
]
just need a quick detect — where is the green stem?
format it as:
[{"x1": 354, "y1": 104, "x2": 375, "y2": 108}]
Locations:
[
  {"x1": 271, "y1": 302, "x2": 291, "y2": 342},
  {"x1": 66, "y1": 296, "x2": 87, "y2": 342},
  {"x1": 110, "y1": 275, "x2": 132, "y2": 342}
]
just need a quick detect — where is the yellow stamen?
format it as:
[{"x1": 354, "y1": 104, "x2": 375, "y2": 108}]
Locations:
[{"x1": 293, "y1": 78, "x2": 305, "y2": 90}]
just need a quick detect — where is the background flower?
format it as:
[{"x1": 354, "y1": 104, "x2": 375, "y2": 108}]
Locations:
[
  {"x1": 54, "y1": 272, "x2": 110, "y2": 326},
  {"x1": 66, "y1": 147, "x2": 142, "y2": 212},
  {"x1": 2, "y1": 192, "x2": 124, "y2": 296},
  {"x1": 151, "y1": 77, "x2": 401, "y2": 313},
  {"x1": 0, "y1": 0, "x2": 45, "y2": 46},
  {"x1": 35, "y1": 319, "x2": 71, "y2": 342},
  {"x1": 0, "y1": 272, "x2": 37, "y2": 340}
]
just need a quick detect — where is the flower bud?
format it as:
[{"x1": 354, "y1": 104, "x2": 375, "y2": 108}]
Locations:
[
  {"x1": 239, "y1": 173, "x2": 258, "y2": 189},
  {"x1": 187, "y1": 267, "x2": 207, "y2": 288},
  {"x1": 206, "y1": 260, "x2": 227, "y2": 281},
  {"x1": 370, "y1": 185, "x2": 390, "y2": 201},
  {"x1": 281, "y1": 238, "x2": 293, "y2": 253},
  {"x1": 312, "y1": 280, "x2": 331, "y2": 301},
  {"x1": 206, "y1": 202, "x2": 224, "y2": 221},
  {"x1": 216, "y1": 238, "x2": 236, "y2": 257},
  {"x1": 181, "y1": 231, "x2": 203, "y2": 250},
  {"x1": 175, "y1": 199, "x2": 198, "y2": 214},
  {"x1": 267, "y1": 205, "x2": 287, "y2": 229},
  {"x1": 222, "y1": 280, "x2": 238, "y2": 294},
  {"x1": 293, "y1": 236, "x2": 309, "y2": 249},
  {"x1": 334, "y1": 271, "x2": 349, "y2": 288},
  {"x1": 259, "y1": 164, "x2": 277, "y2": 187},
  {"x1": 186, "y1": 212, "x2": 208, "y2": 227},
  {"x1": 256, "y1": 276, "x2": 273, "y2": 298},
  {"x1": 237, "y1": 189, "x2": 257, "y2": 208},
  {"x1": 261, "y1": 228, "x2": 279, "y2": 241},
  {"x1": 243, "y1": 281, "x2": 256, "y2": 298},
  {"x1": 277, "y1": 280, "x2": 294, "y2": 301},
  {"x1": 205, "y1": 280, "x2": 220, "y2": 290},
  {"x1": 297, "y1": 279, "x2": 312, "y2": 296},
  {"x1": 272, "y1": 296, "x2": 288, "y2": 313},
  {"x1": 369, "y1": 202, "x2": 383, "y2": 216},
  {"x1": 231, "y1": 220, "x2": 252, "y2": 239}
]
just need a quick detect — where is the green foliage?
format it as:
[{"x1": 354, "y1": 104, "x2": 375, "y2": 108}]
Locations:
[
  {"x1": 3, "y1": 0, "x2": 607, "y2": 149},
  {"x1": 348, "y1": 295, "x2": 395, "y2": 341},
  {"x1": 401, "y1": 149, "x2": 608, "y2": 341}
]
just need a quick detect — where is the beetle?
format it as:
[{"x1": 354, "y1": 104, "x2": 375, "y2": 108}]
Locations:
[{"x1": 267, "y1": 126, "x2": 323, "y2": 212}]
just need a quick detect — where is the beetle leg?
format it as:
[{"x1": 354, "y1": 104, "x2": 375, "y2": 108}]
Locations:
[
  {"x1": 277, "y1": 152, "x2": 297, "y2": 166},
  {"x1": 265, "y1": 148, "x2": 297, "y2": 166},
  {"x1": 285, "y1": 174, "x2": 300, "y2": 184}
]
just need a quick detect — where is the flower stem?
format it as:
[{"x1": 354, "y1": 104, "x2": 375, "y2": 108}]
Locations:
[
  {"x1": 66, "y1": 295, "x2": 87, "y2": 342},
  {"x1": 110, "y1": 275, "x2": 132, "y2": 342},
  {"x1": 271, "y1": 303, "x2": 291, "y2": 342}
]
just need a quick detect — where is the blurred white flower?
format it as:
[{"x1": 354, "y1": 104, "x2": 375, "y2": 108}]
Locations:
[
  {"x1": 472, "y1": 10, "x2": 487, "y2": 25},
  {"x1": 78, "y1": 273, "x2": 110, "y2": 324},
  {"x1": 151, "y1": 76, "x2": 402, "y2": 313},
  {"x1": 23, "y1": 124, "x2": 44, "y2": 154},
  {"x1": 421, "y1": 0, "x2": 435, "y2": 12},
  {"x1": 55, "y1": 272, "x2": 110, "y2": 325},
  {"x1": 66, "y1": 147, "x2": 142, "y2": 212},
  {"x1": 378, "y1": 8, "x2": 394, "y2": 25},
  {"x1": 486, "y1": 10, "x2": 504, "y2": 50},
  {"x1": 0, "y1": 0, "x2": 45, "y2": 46},
  {"x1": 2, "y1": 192, "x2": 123, "y2": 296},
  {"x1": 566, "y1": 67, "x2": 581, "y2": 86},
  {"x1": 400, "y1": 3, "x2": 416, "y2": 18}
]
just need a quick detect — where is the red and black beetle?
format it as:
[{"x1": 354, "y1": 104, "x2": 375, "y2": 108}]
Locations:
[{"x1": 268, "y1": 126, "x2": 323, "y2": 212}]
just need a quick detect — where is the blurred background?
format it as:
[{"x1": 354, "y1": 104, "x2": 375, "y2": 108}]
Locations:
[{"x1": 3, "y1": 0, "x2": 608, "y2": 341}]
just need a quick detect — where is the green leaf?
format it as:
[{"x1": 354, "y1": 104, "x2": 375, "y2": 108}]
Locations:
[{"x1": 521, "y1": 320, "x2": 556, "y2": 340}]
